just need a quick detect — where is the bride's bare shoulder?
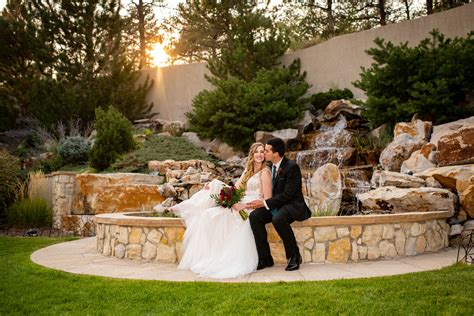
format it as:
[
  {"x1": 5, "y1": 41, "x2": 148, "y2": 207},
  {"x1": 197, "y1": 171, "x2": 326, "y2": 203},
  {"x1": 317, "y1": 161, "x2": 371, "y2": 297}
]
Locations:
[{"x1": 260, "y1": 166, "x2": 271, "y2": 177}]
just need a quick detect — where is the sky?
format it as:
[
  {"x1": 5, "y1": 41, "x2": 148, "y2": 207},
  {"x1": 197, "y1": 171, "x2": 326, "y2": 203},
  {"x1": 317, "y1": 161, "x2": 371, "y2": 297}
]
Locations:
[{"x1": 0, "y1": 0, "x2": 182, "y2": 16}]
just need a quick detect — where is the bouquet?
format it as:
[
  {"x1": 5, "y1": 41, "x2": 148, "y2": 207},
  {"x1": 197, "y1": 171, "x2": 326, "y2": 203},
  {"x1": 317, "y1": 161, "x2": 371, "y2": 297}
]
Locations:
[{"x1": 210, "y1": 184, "x2": 248, "y2": 220}]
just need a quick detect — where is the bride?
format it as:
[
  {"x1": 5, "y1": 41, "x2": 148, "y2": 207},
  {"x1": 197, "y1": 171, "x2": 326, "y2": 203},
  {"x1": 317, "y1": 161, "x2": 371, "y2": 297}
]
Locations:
[{"x1": 169, "y1": 142, "x2": 272, "y2": 279}]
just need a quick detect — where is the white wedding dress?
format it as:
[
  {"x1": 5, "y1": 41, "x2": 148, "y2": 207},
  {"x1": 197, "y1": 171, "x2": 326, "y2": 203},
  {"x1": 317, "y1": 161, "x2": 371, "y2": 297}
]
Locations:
[{"x1": 172, "y1": 171, "x2": 262, "y2": 279}]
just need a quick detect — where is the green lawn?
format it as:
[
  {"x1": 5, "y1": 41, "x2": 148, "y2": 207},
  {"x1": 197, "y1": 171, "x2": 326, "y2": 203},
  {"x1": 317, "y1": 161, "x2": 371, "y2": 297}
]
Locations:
[{"x1": 1, "y1": 237, "x2": 473, "y2": 315}]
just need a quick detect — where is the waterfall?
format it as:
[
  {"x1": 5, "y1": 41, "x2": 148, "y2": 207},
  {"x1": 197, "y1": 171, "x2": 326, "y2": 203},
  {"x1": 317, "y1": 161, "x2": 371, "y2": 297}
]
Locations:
[{"x1": 296, "y1": 115, "x2": 354, "y2": 169}]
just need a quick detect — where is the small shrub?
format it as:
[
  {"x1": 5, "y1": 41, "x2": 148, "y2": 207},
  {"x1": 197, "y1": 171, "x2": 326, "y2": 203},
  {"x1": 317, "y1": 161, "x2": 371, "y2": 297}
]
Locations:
[
  {"x1": 90, "y1": 106, "x2": 136, "y2": 170},
  {"x1": 0, "y1": 150, "x2": 21, "y2": 220},
  {"x1": 7, "y1": 197, "x2": 52, "y2": 228},
  {"x1": 41, "y1": 153, "x2": 63, "y2": 173},
  {"x1": 310, "y1": 88, "x2": 354, "y2": 113},
  {"x1": 311, "y1": 207, "x2": 337, "y2": 217},
  {"x1": 58, "y1": 136, "x2": 91, "y2": 164},
  {"x1": 354, "y1": 130, "x2": 393, "y2": 153}
]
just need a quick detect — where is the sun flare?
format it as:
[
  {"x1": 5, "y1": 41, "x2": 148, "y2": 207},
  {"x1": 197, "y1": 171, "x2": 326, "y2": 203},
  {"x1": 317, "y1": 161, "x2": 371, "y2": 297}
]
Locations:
[{"x1": 149, "y1": 42, "x2": 170, "y2": 67}]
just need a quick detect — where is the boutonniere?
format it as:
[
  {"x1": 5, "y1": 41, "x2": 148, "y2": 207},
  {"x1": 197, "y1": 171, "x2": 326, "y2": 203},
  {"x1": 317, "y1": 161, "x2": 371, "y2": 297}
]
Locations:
[{"x1": 277, "y1": 168, "x2": 284, "y2": 176}]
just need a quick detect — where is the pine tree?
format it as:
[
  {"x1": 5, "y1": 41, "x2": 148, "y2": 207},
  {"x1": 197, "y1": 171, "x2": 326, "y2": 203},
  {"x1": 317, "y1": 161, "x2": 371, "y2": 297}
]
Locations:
[{"x1": 0, "y1": 0, "x2": 153, "y2": 130}]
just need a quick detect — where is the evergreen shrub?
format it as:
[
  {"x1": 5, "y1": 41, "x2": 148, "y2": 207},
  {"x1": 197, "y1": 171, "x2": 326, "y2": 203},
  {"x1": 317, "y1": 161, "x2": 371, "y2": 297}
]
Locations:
[
  {"x1": 0, "y1": 100, "x2": 19, "y2": 132},
  {"x1": 113, "y1": 135, "x2": 213, "y2": 173},
  {"x1": 0, "y1": 150, "x2": 20, "y2": 220},
  {"x1": 7, "y1": 197, "x2": 52, "y2": 228},
  {"x1": 89, "y1": 106, "x2": 136, "y2": 170},
  {"x1": 187, "y1": 60, "x2": 310, "y2": 151},
  {"x1": 354, "y1": 30, "x2": 474, "y2": 127},
  {"x1": 310, "y1": 88, "x2": 354, "y2": 113},
  {"x1": 58, "y1": 136, "x2": 91, "y2": 164},
  {"x1": 35, "y1": 153, "x2": 63, "y2": 174}
]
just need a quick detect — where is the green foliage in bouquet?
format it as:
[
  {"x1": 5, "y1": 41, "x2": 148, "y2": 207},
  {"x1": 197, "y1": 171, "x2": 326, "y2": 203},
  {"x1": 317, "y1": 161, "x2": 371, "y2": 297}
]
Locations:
[
  {"x1": 211, "y1": 185, "x2": 245, "y2": 209},
  {"x1": 354, "y1": 30, "x2": 474, "y2": 127},
  {"x1": 58, "y1": 136, "x2": 91, "y2": 164},
  {"x1": 187, "y1": 59, "x2": 310, "y2": 151},
  {"x1": 310, "y1": 88, "x2": 354, "y2": 114},
  {"x1": 0, "y1": 150, "x2": 21, "y2": 221},
  {"x1": 7, "y1": 197, "x2": 52, "y2": 228},
  {"x1": 89, "y1": 106, "x2": 136, "y2": 171}
]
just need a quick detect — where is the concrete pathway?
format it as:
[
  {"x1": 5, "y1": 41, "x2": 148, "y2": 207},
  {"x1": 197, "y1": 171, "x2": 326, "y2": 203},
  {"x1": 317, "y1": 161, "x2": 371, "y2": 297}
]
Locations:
[{"x1": 31, "y1": 237, "x2": 459, "y2": 283}]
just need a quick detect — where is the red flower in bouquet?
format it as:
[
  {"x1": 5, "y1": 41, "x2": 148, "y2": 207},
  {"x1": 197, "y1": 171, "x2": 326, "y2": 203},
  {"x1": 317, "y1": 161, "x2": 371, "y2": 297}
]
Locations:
[{"x1": 210, "y1": 184, "x2": 247, "y2": 220}]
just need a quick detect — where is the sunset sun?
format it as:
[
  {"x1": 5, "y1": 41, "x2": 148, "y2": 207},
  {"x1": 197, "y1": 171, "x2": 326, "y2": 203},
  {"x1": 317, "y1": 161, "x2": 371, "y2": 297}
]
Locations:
[{"x1": 150, "y1": 42, "x2": 170, "y2": 67}]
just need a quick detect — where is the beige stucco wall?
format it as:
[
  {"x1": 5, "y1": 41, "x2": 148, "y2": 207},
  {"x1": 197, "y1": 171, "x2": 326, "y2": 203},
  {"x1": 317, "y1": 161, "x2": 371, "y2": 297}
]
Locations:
[
  {"x1": 146, "y1": 3, "x2": 474, "y2": 122},
  {"x1": 143, "y1": 62, "x2": 213, "y2": 122}
]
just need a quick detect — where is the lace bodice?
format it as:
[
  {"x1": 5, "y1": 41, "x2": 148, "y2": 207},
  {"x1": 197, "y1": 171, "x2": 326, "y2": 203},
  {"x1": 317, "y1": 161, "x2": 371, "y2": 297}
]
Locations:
[{"x1": 242, "y1": 171, "x2": 263, "y2": 203}]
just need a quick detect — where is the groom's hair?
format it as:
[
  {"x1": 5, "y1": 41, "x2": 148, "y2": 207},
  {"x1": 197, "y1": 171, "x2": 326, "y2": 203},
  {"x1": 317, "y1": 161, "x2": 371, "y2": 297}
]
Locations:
[{"x1": 267, "y1": 138, "x2": 285, "y2": 157}]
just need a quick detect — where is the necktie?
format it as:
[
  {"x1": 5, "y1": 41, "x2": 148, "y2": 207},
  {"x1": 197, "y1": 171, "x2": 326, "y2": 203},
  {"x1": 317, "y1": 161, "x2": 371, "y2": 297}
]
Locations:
[
  {"x1": 271, "y1": 165, "x2": 277, "y2": 216},
  {"x1": 272, "y1": 165, "x2": 277, "y2": 186}
]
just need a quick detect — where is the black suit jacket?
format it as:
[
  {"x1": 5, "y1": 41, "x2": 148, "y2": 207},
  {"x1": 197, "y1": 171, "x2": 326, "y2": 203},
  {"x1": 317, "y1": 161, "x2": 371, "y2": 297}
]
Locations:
[{"x1": 265, "y1": 157, "x2": 311, "y2": 221}]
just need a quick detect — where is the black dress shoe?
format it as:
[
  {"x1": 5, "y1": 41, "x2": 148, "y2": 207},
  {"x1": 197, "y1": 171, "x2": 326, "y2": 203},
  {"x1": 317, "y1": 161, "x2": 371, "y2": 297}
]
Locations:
[
  {"x1": 257, "y1": 258, "x2": 274, "y2": 270},
  {"x1": 285, "y1": 255, "x2": 302, "y2": 271}
]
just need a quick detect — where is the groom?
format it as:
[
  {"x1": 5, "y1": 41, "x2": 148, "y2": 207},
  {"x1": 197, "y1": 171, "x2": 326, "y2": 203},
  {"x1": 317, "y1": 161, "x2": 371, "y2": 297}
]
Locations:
[{"x1": 247, "y1": 137, "x2": 311, "y2": 271}]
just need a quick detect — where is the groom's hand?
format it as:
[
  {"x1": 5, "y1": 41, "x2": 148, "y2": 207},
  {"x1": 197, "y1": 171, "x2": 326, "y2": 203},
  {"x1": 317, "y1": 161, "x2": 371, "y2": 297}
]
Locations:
[{"x1": 246, "y1": 199, "x2": 264, "y2": 209}]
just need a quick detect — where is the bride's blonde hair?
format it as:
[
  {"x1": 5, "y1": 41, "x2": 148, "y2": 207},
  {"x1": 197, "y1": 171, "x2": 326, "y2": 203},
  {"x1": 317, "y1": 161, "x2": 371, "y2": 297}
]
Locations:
[{"x1": 239, "y1": 142, "x2": 265, "y2": 190}]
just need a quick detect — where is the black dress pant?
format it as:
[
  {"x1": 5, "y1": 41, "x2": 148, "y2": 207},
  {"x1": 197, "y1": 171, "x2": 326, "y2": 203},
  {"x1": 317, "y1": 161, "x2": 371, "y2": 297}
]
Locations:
[{"x1": 249, "y1": 206, "x2": 299, "y2": 261}]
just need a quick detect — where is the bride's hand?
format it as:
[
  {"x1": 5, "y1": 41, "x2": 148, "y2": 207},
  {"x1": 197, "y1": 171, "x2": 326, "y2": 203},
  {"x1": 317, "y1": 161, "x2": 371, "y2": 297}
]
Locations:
[{"x1": 232, "y1": 203, "x2": 245, "y2": 212}]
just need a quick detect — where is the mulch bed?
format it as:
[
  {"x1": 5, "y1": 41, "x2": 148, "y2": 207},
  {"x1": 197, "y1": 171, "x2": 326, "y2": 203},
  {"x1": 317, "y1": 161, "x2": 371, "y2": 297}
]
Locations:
[{"x1": 0, "y1": 227, "x2": 75, "y2": 237}]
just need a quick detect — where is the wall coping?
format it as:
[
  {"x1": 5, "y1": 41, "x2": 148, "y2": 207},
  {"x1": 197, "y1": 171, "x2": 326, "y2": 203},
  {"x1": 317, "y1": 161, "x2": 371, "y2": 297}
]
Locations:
[{"x1": 95, "y1": 211, "x2": 452, "y2": 228}]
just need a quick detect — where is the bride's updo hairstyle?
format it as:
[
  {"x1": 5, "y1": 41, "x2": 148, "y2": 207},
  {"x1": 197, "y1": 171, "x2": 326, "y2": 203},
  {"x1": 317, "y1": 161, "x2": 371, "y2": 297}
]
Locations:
[{"x1": 239, "y1": 142, "x2": 265, "y2": 190}]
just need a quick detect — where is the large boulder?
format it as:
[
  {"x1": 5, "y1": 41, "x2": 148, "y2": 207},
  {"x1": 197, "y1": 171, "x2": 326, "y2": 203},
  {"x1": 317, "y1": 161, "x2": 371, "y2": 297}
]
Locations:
[
  {"x1": 430, "y1": 116, "x2": 474, "y2": 146},
  {"x1": 459, "y1": 177, "x2": 474, "y2": 218},
  {"x1": 357, "y1": 186, "x2": 456, "y2": 214},
  {"x1": 380, "y1": 120, "x2": 432, "y2": 172},
  {"x1": 303, "y1": 163, "x2": 342, "y2": 215},
  {"x1": 292, "y1": 147, "x2": 356, "y2": 170},
  {"x1": 400, "y1": 143, "x2": 437, "y2": 174},
  {"x1": 414, "y1": 165, "x2": 474, "y2": 191},
  {"x1": 379, "y1": 133, "x2": 425, "y2": 172},
  {"x1": 394, "y1": 120, "x2": 432, "y2": 141},
  {"x1": 207, "y1": 138, "x2": 243, "y2": 161},
  {"x1": 375, "y1": 171, "x2": 426, "y2": 188},
  {"x1": 322, "y1": 99, "x2": 362, "y2": 121},
  {"x1": 295, "y1": 110, "x2": 317, "y2": 134},
  {"x1": 71, "y1": 173, "x2": 165, "y2": 214},
  {"x1": 156, "y1": 119, "x2": 186, "y2": 136},
  {"x1": 255, "y1": 129, "x2": 299, "y2": 144},
  {"x1": 437, "y1": 126, "x2": 474, "y2": 166}
]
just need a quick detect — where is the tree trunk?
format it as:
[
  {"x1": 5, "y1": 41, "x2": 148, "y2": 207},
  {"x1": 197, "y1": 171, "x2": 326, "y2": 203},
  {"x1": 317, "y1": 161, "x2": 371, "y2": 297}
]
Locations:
[
  {"x1": 378, "y1": 0, "x2": 387, "y2": 26},
  {"x1": 426, "y1": 0, "x2": 433, "y2": 14},
  {"x1": 327, "y1": 0, "x2": 334, "y2": 37},
  {"x1": 403, "y1": 0, "x2": 411, "y2": 20},
  {"x1": 138, "y1": 0, "x2": 146, "y2": 69}
]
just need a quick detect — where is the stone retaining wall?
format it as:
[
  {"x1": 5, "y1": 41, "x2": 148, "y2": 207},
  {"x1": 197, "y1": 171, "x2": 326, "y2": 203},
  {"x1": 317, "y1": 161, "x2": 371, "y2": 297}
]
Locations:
[
  {"x1": 46, "y1": 172, "x2": 167, "y2": 236},
  {"x1": 96, "y1": 211, "x2": 450, "y2": 264}
]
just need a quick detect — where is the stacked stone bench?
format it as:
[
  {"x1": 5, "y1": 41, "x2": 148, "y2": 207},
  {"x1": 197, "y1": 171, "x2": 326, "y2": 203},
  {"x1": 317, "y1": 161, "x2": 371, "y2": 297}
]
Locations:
[{"x1": 96, "y1": 211, "x2": 450, "y2": 264}]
